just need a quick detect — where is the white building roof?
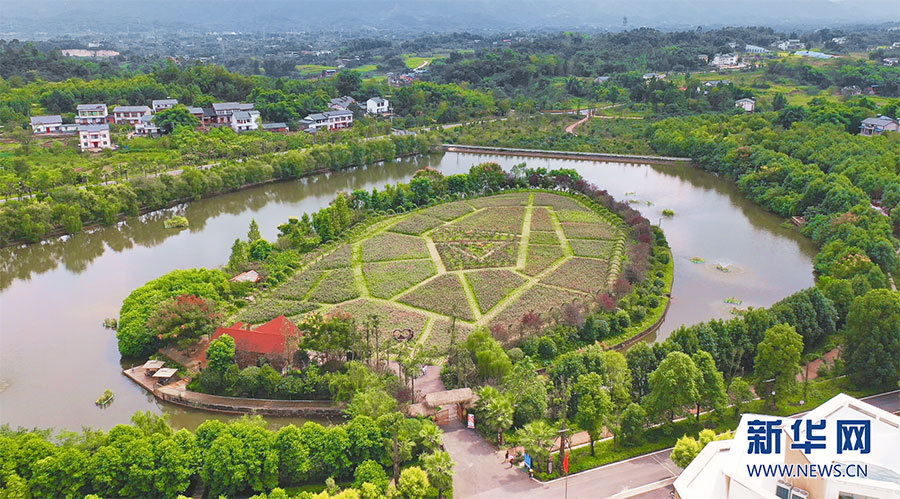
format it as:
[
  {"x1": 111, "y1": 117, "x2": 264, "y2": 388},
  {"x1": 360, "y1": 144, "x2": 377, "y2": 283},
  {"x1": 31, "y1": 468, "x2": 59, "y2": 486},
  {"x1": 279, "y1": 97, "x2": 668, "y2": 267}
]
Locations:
[
  {"x1": 113, "y1": 105, "x2": 150, "y2": 113},
  {"x1": 77, "y1": 124, "x2": 109, "y2": 132},
  {"x1": 76, "y1": 103, "x2": 106, "y2": 112},
  {"x1": 152, "y1": 99, "x2": 178, "y2": 106}
]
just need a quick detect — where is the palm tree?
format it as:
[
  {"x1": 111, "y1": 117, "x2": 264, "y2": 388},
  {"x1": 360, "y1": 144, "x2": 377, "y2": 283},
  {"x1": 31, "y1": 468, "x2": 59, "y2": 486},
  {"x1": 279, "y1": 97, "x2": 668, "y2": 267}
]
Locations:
[
  {"x1": 422, "y1": 451, "x2": 455, "y2": 499},
  {"x1": 476, "y1": 386, "x2": 514, "y2": 445},
  {"x1": 515, "y1": 421, "x2": 557, "y2": 473},
  {"x1": 419, "y1": 422, "x2": 444, "y2": 453}
]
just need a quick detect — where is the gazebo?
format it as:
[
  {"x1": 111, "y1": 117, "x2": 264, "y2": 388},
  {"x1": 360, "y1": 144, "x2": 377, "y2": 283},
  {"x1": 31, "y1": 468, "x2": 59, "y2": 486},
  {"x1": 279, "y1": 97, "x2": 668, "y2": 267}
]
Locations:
[{"x1": 405, "y1": 388, "x2": 479, "y2": 424}]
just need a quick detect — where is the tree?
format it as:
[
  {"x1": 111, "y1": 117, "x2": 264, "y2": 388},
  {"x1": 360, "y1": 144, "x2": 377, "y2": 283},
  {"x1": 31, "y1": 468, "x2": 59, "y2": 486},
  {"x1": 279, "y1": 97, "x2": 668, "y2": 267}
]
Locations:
[
  {"x1": 573, "y1": 373, "x2": 613, "y2": 456},
  {"x1": 418, "y1": 423, "x2": 443, "y2": 453},
  {"x1": 353, "y1": 460, "x2": 389, "y2": 494},
  {"x1": 421, "y1": 451, "x2": 454, "y2": 499},
  {"x1": 600, "y1": 350, "x2": 632, "y2": 409},
  {"x1": 727, "y1": 376, "x2": 754, "y2": 417},
  {"x1": 154, "y1": 105, "x2": 200, "y2": 134},
  {"x1": 346, "y1": 388, "x2": 398, "y2": 419},
  {"x1": 502, "y1": 356, "x2": 549, "y2": 426},
  {"x1": 274, "y1": 424, "x2": 311, "y2": 484},
  {"x1": 844, "y1": 289, "x2": 900, "y2": 387},
  {"x1": 475, "y1": 386, "x2": 514, "y2": 445},
  {"x1": 626, "y1": 342, "x2": 656, "y2": 401},
  {"x1": 754, "y1": 324, "x2": 803, "y2": 409},
  {"x1": 337, "y1": 71, "x2": 363, "y2": 97},
  {"x1": 397, "y1": 466, "x2": 430, "y2": 499},
  {"x1": 643, "y1": 351, "x2": 700, "y2": 423},
  {"x1": 692, "y1": 350, "x2": 727, "y2": 420},
  {"x1": 228, "y1": 239, "x2": 250, "y2": 272},
  {"x1": 772, "y1": 92, "x2": 787, "y2": 111},
  {"x1": 619, "y1": 403, "x2": 647, "y2": 446},
  {"x1": 670, "y1": 435, "x2": 702, "y2": 468},
  {"x1": 248, "y1": 218, "x2": 262, "y2": 242},
  {"x1": 206, "y1": 334, "x2": 236, "y2": 373},
  {"x1": 514, "y1": 421, "x2": 558, "y2": 473}
]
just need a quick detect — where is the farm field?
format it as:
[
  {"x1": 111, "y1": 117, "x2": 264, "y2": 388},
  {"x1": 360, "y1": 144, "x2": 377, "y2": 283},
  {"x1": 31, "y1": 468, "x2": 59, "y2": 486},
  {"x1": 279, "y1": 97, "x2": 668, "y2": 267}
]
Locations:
[{"x1": 238, "y1": 191, "x2": 629, "y2": 349}]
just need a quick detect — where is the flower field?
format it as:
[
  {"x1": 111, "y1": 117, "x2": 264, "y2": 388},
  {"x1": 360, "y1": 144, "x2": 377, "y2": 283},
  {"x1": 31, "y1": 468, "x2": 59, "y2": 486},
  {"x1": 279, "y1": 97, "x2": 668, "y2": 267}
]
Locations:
[
  {"x1": 237, "y1": 191, "x2": 630, "y2": 349},
  {"x1": 465, "y1": 269, "x2": 527, "y2": 313}
]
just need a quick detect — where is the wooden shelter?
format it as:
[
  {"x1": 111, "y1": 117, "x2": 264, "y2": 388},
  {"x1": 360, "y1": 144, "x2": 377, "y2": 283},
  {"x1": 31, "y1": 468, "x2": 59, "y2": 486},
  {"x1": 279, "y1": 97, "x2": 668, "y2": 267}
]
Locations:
[{"x1": 405, "y1": 388, "x2": 479, "y2": 425}]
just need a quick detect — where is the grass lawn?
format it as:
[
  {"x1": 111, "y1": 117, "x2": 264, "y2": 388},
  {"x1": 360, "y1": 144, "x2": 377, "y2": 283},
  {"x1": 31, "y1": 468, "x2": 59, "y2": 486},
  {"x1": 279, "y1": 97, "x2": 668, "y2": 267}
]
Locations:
[{"x1": 296, "y1": 64, "x2": 337, "y2": 76}]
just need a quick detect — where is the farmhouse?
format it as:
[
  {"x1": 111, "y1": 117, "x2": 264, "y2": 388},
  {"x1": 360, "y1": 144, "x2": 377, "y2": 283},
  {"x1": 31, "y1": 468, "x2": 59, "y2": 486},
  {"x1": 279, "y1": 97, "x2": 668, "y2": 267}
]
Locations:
[
  {"x1": 366, "y1": 97, "x2": 390, "y2": 115},
  {"x1": 299, "y1": 110, "x2": 354, "y2": 132},
  {"x1": 152, "y1": 99, "x2": 178, "y2": 112},
  {"x1": 642, "y1": 72, "x2": 666, "y2": 80},
  {"x1": 734, "y1": 98, "x2": 756, "y2": 112},
  {"x1": 673, "y1": 393, "x2": 900, "y2": 499},
  {"x1": 230, "y1": 110, "x2": 260, "y2": 132},
  {"x1": 75, "y1": 103, "x2": 109, "y2": 125},
  {"x1": 743, "y1": 44, "x2": 769, "y2": 54},
  {"x1": 261, "y1": 122, "x2": 289, "y2": 132},
  {"x1": 884, "y1": 58, "x2": 899, "y2": 67},
  {"x1": 776, "y1": 39, "x2": 804, "y2": 51},
  {"x1": 859, "y1": 115, "x2": 900, "y2": 136},
  {"x1": 30, "y1": 115, "x2": 64, "y2": 134},
  {"x1": 112, "y1": 105, "x2": 151, "y2": 125},
  {"x1": 134, "y1": 115, "x2": 162, "y2": 136},
  {"x1": 206, "y1": 315, "x2": 302, "y2": 369},
  {"x1": 212, "y1": 102, "x2": 255, "y2": 124},
  {"x1": 329, "y1": 96, "x2": 356, "y2": 111},
  {"x1": 77, "y1": 124, "x2": 112, "y2": 151},
  {"x1": 711, "y1": 53, "x2": 739, "y2": 68}
]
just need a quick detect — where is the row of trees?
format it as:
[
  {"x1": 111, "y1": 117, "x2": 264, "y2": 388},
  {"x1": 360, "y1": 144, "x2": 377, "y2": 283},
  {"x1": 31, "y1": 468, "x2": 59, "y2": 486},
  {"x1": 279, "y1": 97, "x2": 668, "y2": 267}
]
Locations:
[{"x1": 0, "y1": 409, "x2": 451, "y2": 498}]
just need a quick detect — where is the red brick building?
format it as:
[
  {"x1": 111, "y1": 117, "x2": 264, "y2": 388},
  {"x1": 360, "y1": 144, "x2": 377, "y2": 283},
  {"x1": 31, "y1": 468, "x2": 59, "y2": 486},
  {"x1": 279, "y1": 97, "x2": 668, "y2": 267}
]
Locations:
[{"x1": 205, "y1": 315, "x2": 302, "y2": 369}]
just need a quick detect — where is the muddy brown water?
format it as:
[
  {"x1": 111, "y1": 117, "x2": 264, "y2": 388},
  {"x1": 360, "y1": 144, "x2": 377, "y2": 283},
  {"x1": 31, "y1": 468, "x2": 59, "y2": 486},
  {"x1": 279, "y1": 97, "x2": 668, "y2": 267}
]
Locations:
[{"x1": 0, "y1": 152, "x2": 816, "y2": 430}]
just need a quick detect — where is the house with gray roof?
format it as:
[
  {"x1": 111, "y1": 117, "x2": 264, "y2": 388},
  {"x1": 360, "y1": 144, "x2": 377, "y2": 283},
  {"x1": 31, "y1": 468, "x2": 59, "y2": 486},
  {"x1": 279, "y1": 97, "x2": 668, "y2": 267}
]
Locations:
[
  {"x1": 30, "y1": 115, "x2": 64, "y2": 134},
  {"x1": 152, "y1": 99, "x2": 178, "y2": 113},
  {"x1": 860, "y1": 115, "x2": 899, "y2": 136},
  {"x1": 329, "y1": 96, "x2": 356, "y2": 111},
  {"x1": 77, "y1": 124, "x2": 112, "y2": 151},
  {"x1": 299, "y1": 110, "x2": 353, "y2": 132},
  {"x1": 230, "y1": 110, "x2": 260, "y2": 132},
  {"x1": 112, "y1": 105, "x2": 151, "y2": 125},
  {"x1": 75, "y1": 103, "x2": 108, "y2": 125},
  {"x1": 366, "y1": 97, "x2": 390, "y2": 115}
]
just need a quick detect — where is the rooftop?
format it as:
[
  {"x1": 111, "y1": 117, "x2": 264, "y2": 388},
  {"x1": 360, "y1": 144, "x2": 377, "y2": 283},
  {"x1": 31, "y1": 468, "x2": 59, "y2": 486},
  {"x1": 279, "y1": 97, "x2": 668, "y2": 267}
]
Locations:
[
  {"x1": 76, "y1": 103, "x2": 106, "y2": 111},
  {"x1": 30, "y1": 115, "x2": 62, "y2": 125},
  {"x1": 113, "y1": 105, "x2": 150, "y2": 113},
  {"x1": 152, "y1": 99, "x2": 178, "y2": 106},
  {"x1": 77, "y1": 124, "x2": 109, "y2": 132}
]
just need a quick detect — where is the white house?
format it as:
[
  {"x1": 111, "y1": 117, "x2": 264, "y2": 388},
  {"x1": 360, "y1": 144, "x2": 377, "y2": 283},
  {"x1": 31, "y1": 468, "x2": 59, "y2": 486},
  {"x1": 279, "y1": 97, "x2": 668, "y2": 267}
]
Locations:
[
  {"x1": 711, "y1": 53, "x2": 740, "y2": 68},
  {"x1": 366, "y1": 97, "x2": 390, "y2": 115},
  {"x1": 75, "y1": 103, "x2": 108, "y2": 125},
  {"x1": 776, "y1": 39, "x2": 805, "y2": 51},
  {"x1": 230, "y1": 110, "x2": 260, "y2": 132},
  {"x1": 299, "y1": 110, "x2": 353, "y2": 132},
  {"x1": 112, "y1": 105, "x2": 151, "y2": 125},
  {"x1": 152, "y1": 99, "x2": 178, "y2": 113},
  {"x1": 744, "y1": 44, "x2": 770, "y2": 54},
  {"x1": 134, "y1": 115, "x2": 162, "y2": 136},
  {"x1": 859, "y1": 115, "x2": 900, "y2": 136},
  {"x1": 735, "y1": 98, "x2": 756, "y2": 112},
  {"x1": 674, "y1": 393, "x2": 900, "y2": 499},
  {"x1": 211, "y1": 102, "x2": 255, "y2": 124},
  {"x1": 30, "y1": 115, "x2": 64, "y2": 134},
  {"x1": 77, "y1": 124, "x2": 112, "y2": 151}
]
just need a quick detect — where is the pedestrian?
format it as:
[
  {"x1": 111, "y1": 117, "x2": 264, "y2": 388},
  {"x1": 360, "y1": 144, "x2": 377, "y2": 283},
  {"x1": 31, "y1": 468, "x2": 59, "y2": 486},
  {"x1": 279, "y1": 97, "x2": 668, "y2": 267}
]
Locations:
[{"x1": 422, "y1": 365, "x2": 427, "y2": 376}]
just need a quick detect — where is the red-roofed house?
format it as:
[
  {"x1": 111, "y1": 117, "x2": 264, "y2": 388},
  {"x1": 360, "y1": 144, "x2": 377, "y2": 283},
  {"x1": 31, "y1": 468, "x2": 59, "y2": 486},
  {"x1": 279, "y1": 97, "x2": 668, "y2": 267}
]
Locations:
[{"x1": 205, "y1": 315, "x2": 302, "y2": 369}]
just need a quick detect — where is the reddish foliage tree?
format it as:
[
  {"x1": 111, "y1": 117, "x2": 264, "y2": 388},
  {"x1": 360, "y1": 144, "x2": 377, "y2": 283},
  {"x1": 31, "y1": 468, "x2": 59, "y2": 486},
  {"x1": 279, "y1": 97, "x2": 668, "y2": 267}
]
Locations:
[
  {"x1": 146, "y1": 294, "x2": 219, "y2": 342},
  {"x1": 612, "y1": 277, "x2": 633, "y2": 298}
]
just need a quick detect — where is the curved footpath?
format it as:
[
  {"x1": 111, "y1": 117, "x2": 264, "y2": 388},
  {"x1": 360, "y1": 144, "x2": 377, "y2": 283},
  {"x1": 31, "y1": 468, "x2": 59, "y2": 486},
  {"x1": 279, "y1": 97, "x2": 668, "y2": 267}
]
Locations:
[
  {"x1": 441, "y1": 144, "x2": 692, "y2": 165},
  {"x1": 123, "y1": 366, "x2": 344, "y2": 416}
]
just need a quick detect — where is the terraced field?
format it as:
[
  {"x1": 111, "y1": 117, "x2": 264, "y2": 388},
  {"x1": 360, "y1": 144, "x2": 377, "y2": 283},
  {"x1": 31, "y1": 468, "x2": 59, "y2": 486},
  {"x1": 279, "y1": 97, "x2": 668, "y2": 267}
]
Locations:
[{"x1": 241, "y1": 191, "x2": 629, "y2": 353}]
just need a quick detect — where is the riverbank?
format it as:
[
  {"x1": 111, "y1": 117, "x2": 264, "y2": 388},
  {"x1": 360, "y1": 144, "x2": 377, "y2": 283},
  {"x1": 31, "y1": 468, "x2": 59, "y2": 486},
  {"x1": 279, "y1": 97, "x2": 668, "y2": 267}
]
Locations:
[
  {"x1": 123, "y1": 365, "x2": 344, "y2": 416},
  {"x1": 441, "y1": 144, "x2": 692, "y2": 165}
]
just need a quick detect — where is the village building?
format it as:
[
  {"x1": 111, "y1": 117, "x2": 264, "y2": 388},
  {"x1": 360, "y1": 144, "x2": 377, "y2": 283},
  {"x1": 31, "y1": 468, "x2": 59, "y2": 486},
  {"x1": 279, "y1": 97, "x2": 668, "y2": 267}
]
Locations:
[
  {"x1": 205, "y1": 315, "x2": 302, "y2": 369},
  {"x1": 883, "y1": 57, "x2": 899, "y2": 67},
  {"x1": 711, "y1": 53, "x2": 740, "y2": 68},
  {"x1": 703, "y1": 80, "x2": 732, "y2": 88},
  {"x1": 329, "y1": 96, "x2": 356, "y2": 111},
  {"x1": 261, "y1": 122, "x2": 289, "y2": 132},
  {"x1": 298, "y1": 110, "x2": 354, "y2": 132},
  {"x1": 112, "y1": 105, "x2": 151, "y2": 125},
  {"x1": 642, "y1": 72, "x2": 666, "y2": 80},
  {"x1": 735, "y1": 98, "x2": 756, "y2": 112},
  {"x1": 674, "y1": 393, "x2": 900, "y2": 499},
  {"x1": 77, "y1": 124, "x2": 112, "y2": 151},
  {"x1": 859, "y1": 115, "x2": 900, "y2": 136},
  {"x1": 29, "y1": 115, "x2": 64, "y2": 134},
  {"x1": 594, "y1": 76, "x2": 611, "y2": 84},
  {"x1": 841, "y1": 85, "x2": 863, "y2": 96},
  {"x1": 134, "y1": 115, "x2": 162, "y2": 136},
  {"x1": 75, "y1": 103, "x2": 109, "y2": 125},
  {"x1": 743, "y1": 44, "x2": 769, "y2": 54},
  {"x1": 229, "y1": 269, "x2": 263, "y2": 283},
  {"x1": 152, "y1": 99, "x2": 178, "y2": 113},
  {"x1": 366, "y1": 97, "x2": 390, "y2": 115},
  {"x1": 230, "y1": 110, "x2": 260, "y2": 132},
  {"x1": 212, "y1": 102, "x2": 255, "y2": 124},
  {"x1": 776, "y1": 39, "x2": 805, "y2": 51}
]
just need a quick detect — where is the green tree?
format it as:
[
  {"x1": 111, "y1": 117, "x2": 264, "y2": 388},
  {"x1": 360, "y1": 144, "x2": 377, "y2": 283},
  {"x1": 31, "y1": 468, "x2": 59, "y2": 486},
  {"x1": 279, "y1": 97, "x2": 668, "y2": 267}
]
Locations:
[
  {"x1": 421, "y1": 451, "x2": 454, "y2": 499},
  {"x1": 154, "y1": 105, "x2": 200, "y2": 134},
  {"x1": 397, "y1": 466, "x2": 430, "y2": 499},
  {"x1": 844, "y1": 289, "x2": 900, "y2": 387},
  {"x1": 274, "y1": 424, "x2": 311, "y2": 485},
  {"x1": 228, "y1": 238, "x2": 250, "y2": 272},
  {"x1": 346, "y1": 388, "x2": 398, "y2": 419},
  {"x1": 772, "y1": 92, "x2": 788, "y2": 111},
  {"x1": 573, "y1": 373, "x2": 613, "y2": 456},
  {"x1": 692, "y1": 350, "x2": 727, "y2": 420},
  {"x1": 644, "y1": 351, "x2": 700, "y2": 423},
  {"x1": 754, "y1": 324, "x2": 803, "y2": 409},
  {"x1": 337, "y1": 71, "x2": 363, "y2": 97},
  {"x1": 626, "y1": 341, "x2": 656, "y2": 401},
  {"x1": 727, "y1": 376, "x2": 754, "y2": 417},
  {"x1": 514, "y1": 421, "x2": 557, "y2": 473},
  {"x1": 619, "y1": 402, "x2": 648, "y2": 446},
  {"x1": 670, "y1": 434, "x2": 702, "y2": 468},
  {"x1": 206, "y1": 334, "x2": 236, "y2": 373},
  {"x1": 475, "y1": 386, "x2": 514, "y2": 445},
  {"x1": 248, "y1": 218, "x2": 262, "y2": 242},
  {"x1": 353, "y1": 460, "x2": 389, "y2": 494}
]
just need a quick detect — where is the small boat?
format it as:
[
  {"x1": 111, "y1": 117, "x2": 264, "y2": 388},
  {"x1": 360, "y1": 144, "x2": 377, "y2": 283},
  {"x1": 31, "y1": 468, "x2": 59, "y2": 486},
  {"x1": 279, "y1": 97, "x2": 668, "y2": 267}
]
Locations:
[
  {"x1": 690, "y1": 257, "x2": 705, "y2": 264},
  {"x1": 724, "y1": 297, "x2": 743, "y2": 305},
  {"x1": 96, "y1": 389, "x2": 115, "y2": 407}
]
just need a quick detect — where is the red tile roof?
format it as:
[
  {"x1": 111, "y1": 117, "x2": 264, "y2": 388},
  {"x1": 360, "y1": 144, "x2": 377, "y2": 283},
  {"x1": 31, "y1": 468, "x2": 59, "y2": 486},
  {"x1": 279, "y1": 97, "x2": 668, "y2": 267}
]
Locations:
[{"x1": 206, "y1": 315, "x2": 301, "y2": 358}]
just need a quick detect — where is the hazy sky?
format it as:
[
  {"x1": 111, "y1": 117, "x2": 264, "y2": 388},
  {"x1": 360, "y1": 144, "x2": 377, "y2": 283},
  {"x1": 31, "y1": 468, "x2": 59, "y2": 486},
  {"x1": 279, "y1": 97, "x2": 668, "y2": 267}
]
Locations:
[{"x1": 1, "y1": 0, "x2": 898, "y2": 37}]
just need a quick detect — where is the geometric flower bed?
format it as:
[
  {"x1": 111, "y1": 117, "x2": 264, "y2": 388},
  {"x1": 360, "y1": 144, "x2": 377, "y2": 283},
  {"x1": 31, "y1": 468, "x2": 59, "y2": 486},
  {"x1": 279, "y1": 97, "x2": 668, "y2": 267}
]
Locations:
[{"x1": 239, "y1": 191, "x2": 628, "y2": 351}]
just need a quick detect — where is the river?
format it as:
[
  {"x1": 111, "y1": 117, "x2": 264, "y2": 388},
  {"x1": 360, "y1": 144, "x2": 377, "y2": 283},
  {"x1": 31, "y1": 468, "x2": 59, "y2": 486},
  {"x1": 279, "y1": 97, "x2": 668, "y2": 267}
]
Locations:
[{"x1": 0, "y1": 151, "x2": 817, "y2": 431}]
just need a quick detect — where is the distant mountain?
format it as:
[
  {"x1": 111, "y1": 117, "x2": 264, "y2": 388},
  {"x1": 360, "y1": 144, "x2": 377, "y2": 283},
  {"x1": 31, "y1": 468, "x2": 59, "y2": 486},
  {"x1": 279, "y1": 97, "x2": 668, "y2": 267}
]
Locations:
[{"x1": 1, "y1": 0, "x2": 897, "y2": 38}]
